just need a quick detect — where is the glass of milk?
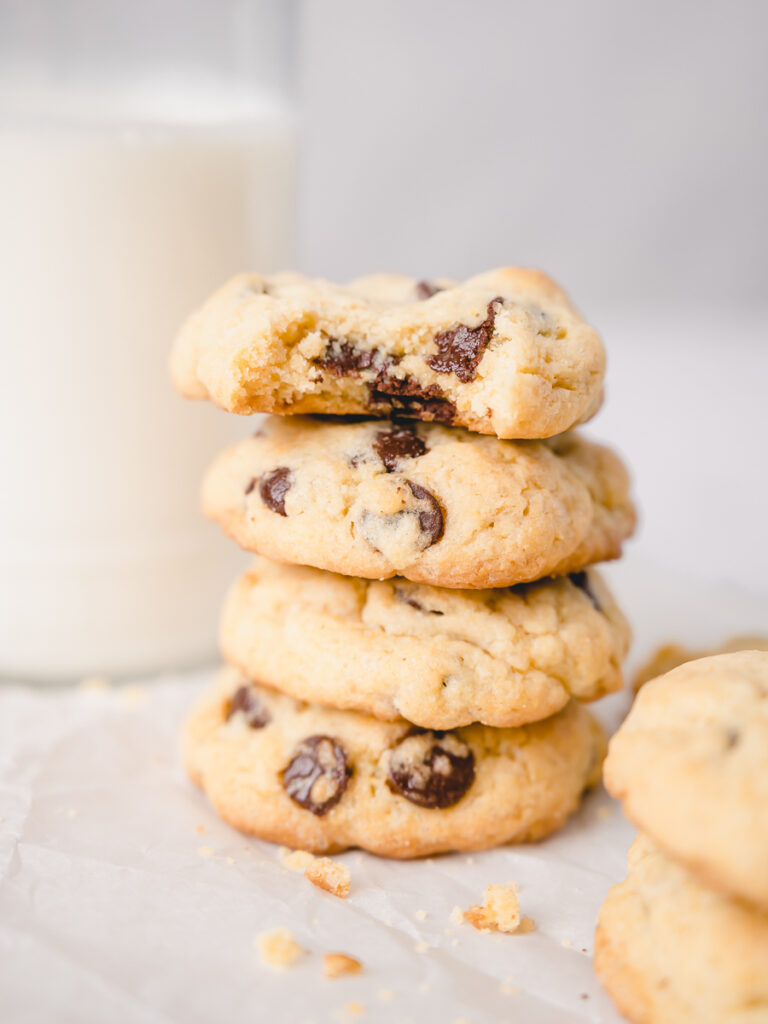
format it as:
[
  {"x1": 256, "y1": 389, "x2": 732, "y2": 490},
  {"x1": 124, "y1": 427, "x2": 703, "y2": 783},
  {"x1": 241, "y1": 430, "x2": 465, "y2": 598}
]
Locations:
[{"x1": 0, "y1": 0, "x2": 296, "y2": 680}]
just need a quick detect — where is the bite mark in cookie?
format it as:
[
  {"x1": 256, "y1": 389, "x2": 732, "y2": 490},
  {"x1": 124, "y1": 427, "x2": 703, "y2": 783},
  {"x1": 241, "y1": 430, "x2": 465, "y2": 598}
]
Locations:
[
  {"x1": 387, "y1": 730, "x2": 475, "y2": 808},
  {"x1": 368, "y1": 373, "x2": 457, "y2": 423},
  {"x1": 426, "y1": 297, "x2": 503, "y2": 382},
  {"x1": 282, "y1": 735, "x2": 351, "y2": 816}
]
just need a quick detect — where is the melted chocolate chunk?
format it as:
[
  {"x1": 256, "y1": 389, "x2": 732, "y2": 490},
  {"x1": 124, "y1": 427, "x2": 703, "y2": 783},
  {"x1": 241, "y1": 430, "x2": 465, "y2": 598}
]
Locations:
[
  {"x1": 426, "y1": 297, "x2": 503, "y2": 382},
  {"x1": 394, "y1": 587, "x2": 444, "y2": 615},
  {"x1": 387, "y1": 729, "x2": 475, "y2": 808},
  {"x1": 257, "y1": 467, "x2": 292, "y2": 516},
  {"x1": 282, "y1": 735, "x2": 351, "y2": 816},
  {"x1": 316, "y1": 339, "x2": 378, "y2": 377},
  {"x1": 569, "y1": 571, "x2": 601, "y2": 612},
  {"x1": 315, "y1": 335, "x2": 457, "y2": 424},
  {"x1": 369, "y1": 375, "x2": 457, "y2": 423},
  {"x1": 373, "y1": 426, "x2": 427, "y2": 471},
  {"x1": 406, "y1": 480, "x2": 444, "y2": 546},
  {"x1": 415, "y1": 280, "x2": 443, "y2": 300},
  {"x1": 226, "y1": 685, "x2": 271, "y2": 729}
]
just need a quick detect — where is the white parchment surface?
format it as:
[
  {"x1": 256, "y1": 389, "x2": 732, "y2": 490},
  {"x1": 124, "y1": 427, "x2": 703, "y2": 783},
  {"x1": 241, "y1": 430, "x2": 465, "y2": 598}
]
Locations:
[{"x1": 2, "y1": 556, "x2": 767, "y2": 1024}]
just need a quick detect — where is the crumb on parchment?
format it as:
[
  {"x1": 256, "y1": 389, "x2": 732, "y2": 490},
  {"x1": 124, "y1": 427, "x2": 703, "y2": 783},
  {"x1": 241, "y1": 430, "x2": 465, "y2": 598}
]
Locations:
[
  {"x1": 279, "y1": 847, "x2": 350, "y2": 898},
  {"x1": 323, "y1": 953, "x2": 363, "y2": 978},
  {"x1": 255, "y1": 927, "x2": 306, "y2": 969},
  {"x1": 459, "y1": 883, "x2": 535, "y2": 934},
  {"x1": 306, "y1": 857, "x2": 350, "y2": 898}
]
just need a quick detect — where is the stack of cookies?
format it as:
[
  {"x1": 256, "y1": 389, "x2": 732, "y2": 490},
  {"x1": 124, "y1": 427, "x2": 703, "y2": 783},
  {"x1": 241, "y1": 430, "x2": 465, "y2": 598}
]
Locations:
[
  {"x1": 171, "y1": 268, "x2": 636, "y2": 858},
  {"x1": 597, "y1": 651, "x2": 768, "y2": 1023}
]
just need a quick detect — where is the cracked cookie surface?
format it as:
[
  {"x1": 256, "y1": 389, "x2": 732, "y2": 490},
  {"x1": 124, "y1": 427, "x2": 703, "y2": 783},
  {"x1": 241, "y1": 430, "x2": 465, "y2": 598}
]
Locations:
[
  {"x1": 595, "y1": 835, "x2": 768, "y2": 1024},
  {"x1": 202, "y1": 417, "x2": 635, "y2": 589},
  {"x1": 604, "y1": 651, "x2": 768, "y2": 911},
  {"x1": 220, "y1": 558, "x2": 630, "y2": 728},
  {"x1": 170, "y1": 267, "x2": 605, "y2": 439},
  {"x1": 182, "y1": 668, "x2": 605, "y2": 858}
]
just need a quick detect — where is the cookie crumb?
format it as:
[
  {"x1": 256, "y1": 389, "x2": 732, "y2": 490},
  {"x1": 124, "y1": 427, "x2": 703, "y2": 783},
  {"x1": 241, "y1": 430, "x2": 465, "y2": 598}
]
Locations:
[
  {"x1": 343, "y1": 1001, "x2": 364, "y2": 1017},
  {"x1": 323, "y1": 953, "x2": 362, "y2": 978},
  {"x1": 415, "y1": 909, "x2": 428, "y2": 921},
  {"x1": 463, "y1": 883, "x2": 525, "y2": 933},
  {"x1": 561, "y1": 938, "x2": 572, "y2": 947},
  {"x1": 255, "y1": 928, "x2": 305, "y2": 969},
  {"x1": 197, "y1": 846, "x2": 215, "y2": 858},
  {"x1": 195, "y1": 824, "x2": 206, "y2": 835},
  {"x1": 306, "y1": 857, "x2": 351, "y2": 898},
  {"x1": 377, "y1": 989, "x2": 395, "y2": 1002},
  {"x1": 414, "y1": 940, "x2": 429, "y2": 953},
  {"x1": 500, "y1": 981, "x2": 519, "y2": 995},
  {"x1": 596, "y1": 805, "x2": 613, "y2": 821},
  {"x1": 280, "y1": 848, "x2": 350, "y2": 897}
]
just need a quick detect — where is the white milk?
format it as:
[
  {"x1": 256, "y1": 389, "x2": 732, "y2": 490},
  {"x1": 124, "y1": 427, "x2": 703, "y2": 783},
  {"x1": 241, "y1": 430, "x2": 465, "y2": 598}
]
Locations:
[{"x1": 0, "y1": 80, "x2": 295, "y2": 679}]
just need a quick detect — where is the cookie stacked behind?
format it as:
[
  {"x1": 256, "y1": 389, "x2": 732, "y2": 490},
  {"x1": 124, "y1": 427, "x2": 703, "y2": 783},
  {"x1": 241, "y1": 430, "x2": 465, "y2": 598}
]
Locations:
[
  {"x1": 172, "y1": 268, "x2": 637, "y2": 857},
  {"x1": 596, "y1": 651, "x2": 768, "y2": 1023}
]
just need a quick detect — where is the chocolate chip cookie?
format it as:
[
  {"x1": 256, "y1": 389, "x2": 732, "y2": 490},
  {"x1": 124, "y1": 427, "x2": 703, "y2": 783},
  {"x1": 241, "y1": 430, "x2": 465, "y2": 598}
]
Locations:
[
  {"x1": 182, "y1": 668, "x2": 606, "y2": 857},
  {"x1": 203, "y1": 417, "x2": 635, "y2": 589},
  {"x1": 595, "y1": 835, "x2": 768, "y2": 1024},
  {"x1": 220, "y1": 558, "x2": 630, "y2": 729},
  {"x1": 604, "y1": 651, "x2": 768, "y2": 911},
  {"x1": 170, "y1": 268, "x2": 605, "y2": 439}
]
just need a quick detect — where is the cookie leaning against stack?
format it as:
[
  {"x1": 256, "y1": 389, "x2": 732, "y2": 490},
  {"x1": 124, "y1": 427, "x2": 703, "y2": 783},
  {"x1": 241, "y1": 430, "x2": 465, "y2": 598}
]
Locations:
[
  {"x1": 171, "y1": 267, "x2": 636, "y2": 857},
  {"x1": 596, "y1": 651, "x2": 768, "y2": 1023}
]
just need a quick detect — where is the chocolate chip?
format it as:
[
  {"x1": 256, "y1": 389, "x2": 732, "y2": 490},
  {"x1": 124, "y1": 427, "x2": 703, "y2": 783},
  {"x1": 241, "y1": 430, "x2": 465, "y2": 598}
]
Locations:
[
  {"x1": 368, "y1": 376, "x2": 457, "y2": 423},
  {"x1": 282, "y1": 735, "x2": 351, "y2": 816},
  {"x1": 256, "y1": 467, "x2": 292, "y2": 516},
  {"x1": 394, "y1": 587, "x2": 444, "y2": 615},
  {"x1": 407, "y1": 481, "x2": 444, "y2": 545},
  {"x1": 415, "y1": 281, "x2": 443, "y2": 300},
  {"x1": 426, "y1": 297, "x2": 503, "y2": 382},
  {"x1": 569, "y1": 571, "x2": 601, "y2": 612},
  {"x1": 226, "y1": 685, "x2": 271, "y2": 729},
  {"x1": 724, "y1": 727, "x2": 741, "y2": 750},
  {"x1": 316, "y1": 339, "x2": 379, "y2": 377},
  {"x1": 387, "y1": 729, "x2": 475, "y2": 808},
  {"x1": 373, "y1": 426, "x2": 427, "y2": 471}
]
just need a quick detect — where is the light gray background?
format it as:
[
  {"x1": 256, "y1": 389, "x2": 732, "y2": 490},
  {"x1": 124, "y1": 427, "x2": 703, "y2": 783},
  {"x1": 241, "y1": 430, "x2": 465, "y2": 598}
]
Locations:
[
  {"x1": 299, "y1": 0, "x2": 768, "y2": 601},
  {"x1": 299, "y1": 0, "x2": 767, "y2": 311}
]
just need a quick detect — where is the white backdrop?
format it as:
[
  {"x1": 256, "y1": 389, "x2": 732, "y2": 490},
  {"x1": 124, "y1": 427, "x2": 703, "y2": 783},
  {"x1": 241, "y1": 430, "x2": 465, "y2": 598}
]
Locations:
[
  {"x1": 299, "y1": 0, "x2": 767, "y2": 310},
  {"x1": 299, "y1": 0, "x2": 768, "y2": 602}
]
